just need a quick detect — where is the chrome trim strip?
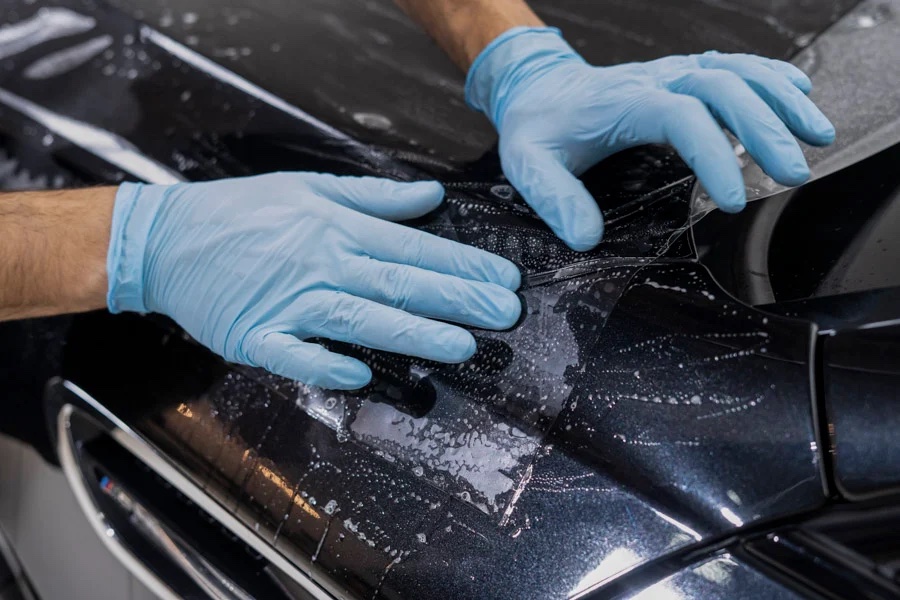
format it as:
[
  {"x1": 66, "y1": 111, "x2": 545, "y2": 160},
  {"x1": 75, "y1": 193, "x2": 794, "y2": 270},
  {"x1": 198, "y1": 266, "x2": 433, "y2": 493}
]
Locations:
[
  {"x1": 103, "y1": 476, "x2": 254, "y2": 600},
  {"x1": 57, "y1": 403, "x2": 181, "y2": 600},
  {"x1": 57, "y1": 380, "x2": 339, "y2": 600}
]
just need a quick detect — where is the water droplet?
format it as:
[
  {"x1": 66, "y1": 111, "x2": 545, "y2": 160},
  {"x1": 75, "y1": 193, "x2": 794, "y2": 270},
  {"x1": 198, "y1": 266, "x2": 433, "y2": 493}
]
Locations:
[
  {"x1": 352, "y1": 112, "x2": 392, "y2": 131},
  {"x1": 490, "y1": 185, "x2": 513, "y2": 200}
]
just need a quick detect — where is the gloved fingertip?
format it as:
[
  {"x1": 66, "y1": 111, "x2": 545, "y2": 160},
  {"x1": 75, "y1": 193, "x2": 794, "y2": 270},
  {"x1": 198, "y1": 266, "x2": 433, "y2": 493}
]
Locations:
[
  {"x1": 808, "y1": 119, "x2": 836, "y2": 146},
  {"x1": 497, "y1": 260, "x2": 522, "y2": 291},
  {"x1": 441, "y1": 330, "x2": 477, "y2": 363},
  {"x1": 794, "y1": 168, "x2": 812, "y2": 186},
  {"x1": 400, "y1": 180, "x2": 445, "y2": 203},
  {"x1": 771, "y1": 60, "x2": 813, "y2": 93},
  {"x1": 386, "y1": 180, "x2": 445, "y2": 220},
  {"x1": 564, "y1": 212, "x2": 604, "y2": 252},
  {"x1": 493, "y1": 290, "x2": 523, "y2": 330},
  {"x1": 762, "y1": 137, "x2": 811, "y2": 187},
  {"x1": 367, "y1": 180, "x2": 444, "y2": 221},
  {"x1": 780, "y1": 157, "x2": 811, "y2": 187},
  {"x1": 564, "y1": 236, "x2": 601, "y2": 253},
  {"x1": 792, "y1": 73, "x2": 813, "y2": 94},
  {"x1": 323, "y1": 356, "x2": 373, "y2": 390},
  {"x1": 718, "y1": 201, "x2": 746, "y2": 214},
  {"x1": 716, "y1": 187, "x2": 747, "y2": 214}
]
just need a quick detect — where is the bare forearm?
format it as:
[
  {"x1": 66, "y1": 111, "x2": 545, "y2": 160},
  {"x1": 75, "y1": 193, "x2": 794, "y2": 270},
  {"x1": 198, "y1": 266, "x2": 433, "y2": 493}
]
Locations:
[
  {"x1": 394, "y1": 0, "x2": 544, "y2": 71},
  {"x1": 0, "y1": 187, "x2": 116, "y2": 321}
]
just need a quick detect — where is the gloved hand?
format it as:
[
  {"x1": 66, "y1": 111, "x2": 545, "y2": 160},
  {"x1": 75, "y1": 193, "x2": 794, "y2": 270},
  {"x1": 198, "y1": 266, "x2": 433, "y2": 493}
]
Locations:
[
  {"x1": 107, "y1": 173, "x2": 522, "y2": 389},
  {"x1": 466, "y1": 27, "x2": 836, "y2": 251}
]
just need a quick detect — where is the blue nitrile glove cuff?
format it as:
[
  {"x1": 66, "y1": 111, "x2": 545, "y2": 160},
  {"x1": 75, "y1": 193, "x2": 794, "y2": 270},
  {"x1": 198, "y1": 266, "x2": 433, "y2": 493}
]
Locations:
[
  {"x1": 465, "y1": 27, "x2": 578, "y2": 124},
  {"x1": 107, "y1": 181, "x2": 167, "y2": 314}
]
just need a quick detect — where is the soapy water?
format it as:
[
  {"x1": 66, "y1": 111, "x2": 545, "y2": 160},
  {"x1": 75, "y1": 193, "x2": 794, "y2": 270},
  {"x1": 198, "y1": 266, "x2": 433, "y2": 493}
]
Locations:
[{"x1": 279, "y1": 268, "x2": 631, "y2": 520}]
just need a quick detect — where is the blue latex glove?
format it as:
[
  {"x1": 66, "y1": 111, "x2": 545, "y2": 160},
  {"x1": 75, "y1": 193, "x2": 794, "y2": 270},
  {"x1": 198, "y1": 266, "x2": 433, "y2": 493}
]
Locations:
[
  {"x1": 466, "y1": 27, "x2": 836, "y2": 251},
  {"x1": 107, "y1": 173, "x2": 522, "y2": 389}
]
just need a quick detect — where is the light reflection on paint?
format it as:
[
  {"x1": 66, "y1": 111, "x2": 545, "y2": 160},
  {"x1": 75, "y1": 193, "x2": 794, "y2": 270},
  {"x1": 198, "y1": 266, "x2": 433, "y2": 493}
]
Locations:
[
  {"x1": 651, "y1": 508, "x2": 702, "y2": 541},
  {"x1": 0, "y1": 87, "x2": 183, "y2": 184},
  {"x1": 23, "y1": 35, "x2": 113, "y2": 80},
  {"x1": 570, "y1": 547, "x2": 642, "y2": 597},
  {"x1": 142, "y1": 27, "x2": 347, "y2": 140},
  {"x1": 719, "y1": 506, "x2": 743, "y2": 527},
  {"x1": 630, "y1": 580, "x2": 685, "y2": 600},
  {"x1": 0, "y1": 8, "x2": 95, "y2": 61},
  {"x1": 255, "y1": 463, "x2": 320, "y2": 520}
]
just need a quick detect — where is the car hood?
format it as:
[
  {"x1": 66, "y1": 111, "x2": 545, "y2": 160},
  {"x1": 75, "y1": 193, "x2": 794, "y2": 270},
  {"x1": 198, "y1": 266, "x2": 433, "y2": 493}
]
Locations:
[{"x1": 1, "y1": 0, "x2": 897, "y2": 598}]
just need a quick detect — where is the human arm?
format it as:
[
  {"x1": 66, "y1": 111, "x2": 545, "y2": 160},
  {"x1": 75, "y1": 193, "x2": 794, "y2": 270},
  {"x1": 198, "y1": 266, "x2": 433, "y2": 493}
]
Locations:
[
  {"x1": 1, "y1": 175, "x2": 522, "y2": 389},
  {"x1": 0, "y1": 187, "x2": 114, "y2": 321},
  {"x1": 392, "y1": 0, "x2": 543, "y2": 70},
  {"x1": 395, "y1": 0, "x2": 836, "y2": 250}
]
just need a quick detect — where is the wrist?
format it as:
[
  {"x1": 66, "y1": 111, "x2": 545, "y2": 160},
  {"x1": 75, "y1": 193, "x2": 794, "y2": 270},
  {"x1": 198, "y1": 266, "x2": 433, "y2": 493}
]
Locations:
[
  {"x1": 394, "y1": 0, "x2": 545, "y2": 71},
  {"x1": 0, "y1": 187, "x2": 114, "y2": 321},
  {"x1": 455, "y1": 3, "x2": 546, "y2": 69},
  {"x1": 77, "y1": 187, "x2": 117, "y2": 314},
  {"x1": 465, "y1": 27, "x2": 581, "y2": 124},
  {"x1": 107, "y1": 181, "x2": 168, "y2": 314}
]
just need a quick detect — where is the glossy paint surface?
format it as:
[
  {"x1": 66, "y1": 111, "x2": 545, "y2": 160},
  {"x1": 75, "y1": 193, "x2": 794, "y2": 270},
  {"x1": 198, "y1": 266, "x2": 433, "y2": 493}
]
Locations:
[
  {"x1": 0, "y1": 0, "x2": 893, "y2": 598},
  {"x1": 824, "y1": 324, "x2": 900, "y2": 500},
  {"x1": 99, "y1": 0, "x2": 858, "y2": 163},
  {"x1": 0, "y1": 0, "x2": 859, "y2": 165}
]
